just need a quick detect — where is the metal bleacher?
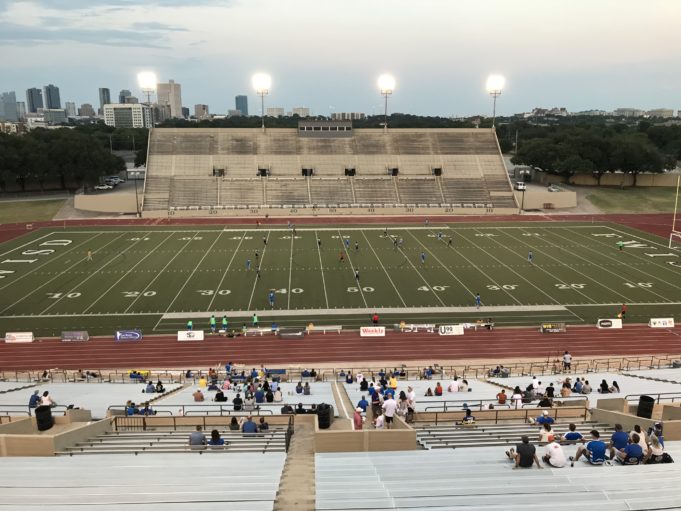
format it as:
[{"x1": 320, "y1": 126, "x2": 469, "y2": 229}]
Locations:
[{"x1": 144, "y1": 128, "x2": 516, "y2": 212}]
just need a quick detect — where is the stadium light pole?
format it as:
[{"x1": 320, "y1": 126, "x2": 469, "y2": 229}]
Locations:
[
  {"x1": 137, "y1": 71, "x2": 157, "y2": 218},
  {"x1": 252, "y1": 73, "x2": 272, "y2": 131},
  {"x1": 485, "y1": 74, "x2": 505, "y2": 129},
  {"x1": 377, "y1": 74, "x2": 395, "y2": 132}
]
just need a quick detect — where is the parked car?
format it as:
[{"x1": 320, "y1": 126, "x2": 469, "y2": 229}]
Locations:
[
  {"x1": 514, "y1": 181, "x2": 527, "y2": 191},
  {"x1": 547, "y1": 184, "x2": 561, "y2": 192},
  {"x1": 94, "y1": 184, "x2": 113, "y2": 191},
  {"x1": 106, "y1": 177, "x2": 126, "y2": 185}
]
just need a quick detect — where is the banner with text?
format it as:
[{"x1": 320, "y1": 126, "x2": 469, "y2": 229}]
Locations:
[
  {"x1": 540, "y1": 322, "x2": 567, "y2": 333},
  {"x1": 649, "y1": 318, "x2": 675, "y2": 328},
  {"x1": 178, "y1": 330, "x2": 205, "y2": 341},
  {"x1": 115, "y1": 330, "x2": 143, "y2": 341},
  {"x1": 438, "y1": 324, "x2": 465, "y2": 336},
  {"x1": 597, "y1": 318, "x2": 623, "y2": 329},
  {"x1": 360, "y1": 326, "x2": 386, "y2": 337},
  {"x1": 61, "y1": 331, "x2": 89, "y2": 342},
  {"x1": 4, "y1": 332, "x2": 34, "y2": 343}
]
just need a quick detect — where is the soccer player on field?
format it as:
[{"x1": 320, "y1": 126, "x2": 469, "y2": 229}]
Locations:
[
  {"x1": 528, "y1": 250, "x2": 534, "y2": 264},
  {"x1": 354, "y1": 269, "x2": 360, "y2": 281},
  {"x1": 246, "y1": 258, "x2": 251, "y2": 270},
  {"x1": 86, "y1": 249, "x2": 92, "y2": 261},
  {"x1": 617, "y1": 241, "x2": 624, "y2": 251},
  {"x1": 263, "y1": 236, "x2": 267, "y2": 246},
  {"x1": 355, "y1": 241, "x2": 359, "y2": 251},
  {"x1": 317, "y1": 238, "x2": 322, "y2": 248},
  {"x1": 268, "y1": 290, "x2": 276, "y2": 308},
  {"x1": 344, "y1": 238, "x2": 350, "y2": 249},
  {"x1": 420, "y1": 252, "x2": 426, "y2": 264},
  {"x1": 475, "y1": 293, "x2": 482, "y2": 309},
  {"x1": 210, "y1": 315, "x2": 216, "y2": 333},
  {"x1": 339, "y1": 251, "x2": 345, "y2": 263},
  {"x1": 448, "y1": 237, "x2": 453, "y2": 247},
  {"x1": 222, "y1": 315, "x2": 228, "y2": 331}
]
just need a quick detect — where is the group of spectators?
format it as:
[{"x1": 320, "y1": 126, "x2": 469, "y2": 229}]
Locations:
[
  {"x1": 502, "y1": 375, "x2": 617, "y2": 409},
  {"x1": 352, "y1": 374, "x2": 416, "y2": 430},
  {"x1": 28, "y1": 390, "x2": 57, "y2": 414},
  {"x1": 507, "y1": 420, "x2": 671, "y2": 469}
]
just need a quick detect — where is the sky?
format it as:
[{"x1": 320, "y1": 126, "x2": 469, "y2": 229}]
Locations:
[{"x1": 1, "y1": 0, "x2": 680, "y2": 117}]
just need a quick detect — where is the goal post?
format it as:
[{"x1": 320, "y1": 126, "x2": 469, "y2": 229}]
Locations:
[{"x1": 670, "y1": 175, "x2": 681, "y2": 249}]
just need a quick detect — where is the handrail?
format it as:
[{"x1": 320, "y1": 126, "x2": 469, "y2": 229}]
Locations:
[
  {"x1": 624, "y1": 392, "x2": 681, "y2": 404},
  {"x1": 421, "y1": 405, "x2": 589, "y2": 426},
  {"x1": 0, "y1": 405, "x2": 68, "y2": 416},
  {"x1": 107, "y1": 403, "x2": 308, "y2": 416},
  {"x1": 113, "y1": 414, "x2": 290, "y2": 433},
  {"x1": 420, "y1": 395, "x2": 589, "y2": 412}
]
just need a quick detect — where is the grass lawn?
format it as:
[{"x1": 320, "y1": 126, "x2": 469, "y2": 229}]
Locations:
[
  {"x1": 0, "y1": 199, "x2": 65, "y2": 223},
  {"x1": 586, "y1": 187, "x2": 677, "y2": 213},
  {"x1": 0, "y1": 222, "x2": 680, "y2": 335}
]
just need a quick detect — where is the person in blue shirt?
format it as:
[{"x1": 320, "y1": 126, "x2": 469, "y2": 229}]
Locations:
[
  {"x1": 572, "y1": 378, "x2": 584, "y2": 393},
  {"x1": 367, "y1": 385, "x2": 376, "y2": 397},
  {"x1": 246, "y1": 258, "x2": 251, "y2": 270},
  {"x1": 562, "y1": 423, "x2": 584, "y2": 442},
  {"x1": 420, "y1": 252, "x2": 426, "y2": 264},
  {"x1": 28, "y1": 390, "x2": 41, "y2": 415},
  {"x1": 242, "y1": 416, "x2": 258, "y2": 435},
  {"x1": 357, "y1": 396, "x2": 369, "y2": 413},
  {"x1": 475, "y1": 293, "x2": 482, "y2": 308},
  {"x1": 608, "y1": 424, "x2": 630, "y2": 460},
  {"x1": 207, "y1": 429, "x2": 225, "y2": 447},
  {"x1": 614, "y1": 433, "x2": 644, "y2": 465},
  {"x1": 530, "y1": 410, "x2": 554, "y2": 425},
  {"x1": 268, "y1": 290, "x2": 275, "y2": 308},
  {"x1": 254, "y1": 386, "x2": 265, "y2": 404},
  {"x1": 571, "y1": 430, "x2": 607, "y2": 466}
]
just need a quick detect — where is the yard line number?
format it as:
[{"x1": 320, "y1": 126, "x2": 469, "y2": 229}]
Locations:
[
  {"x1": 555, "y1": 283, "x2": 586, "y2": 290},
  {"x1": 418, "y1": 285, "x2": 449, "y2": 292},
  {"x1": 486, "y1": 284, "x2": 518, "y2": 291}
]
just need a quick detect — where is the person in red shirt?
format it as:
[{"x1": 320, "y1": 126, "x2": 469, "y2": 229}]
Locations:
[
  {"x1": 434, "y1": 382, "x2": 443, "y2": 396},
  {"x1": 620, "y1": 303, "x2": 627, "y2": 320},
  {"x1": 372, "y1": 313, "x2": 379, "y2": 324},
  {"x1": 497, "y1": 389, "x2": 507, "y2": 405}
]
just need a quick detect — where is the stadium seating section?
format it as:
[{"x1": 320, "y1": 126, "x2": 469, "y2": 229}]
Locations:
[{"x1": 143, "y1": 128, "x2": 516, "y2": 212}]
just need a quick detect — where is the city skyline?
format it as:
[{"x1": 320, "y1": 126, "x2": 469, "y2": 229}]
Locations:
[{"x1": 0, "y1": 0, "x2": 679, "y2": 117}]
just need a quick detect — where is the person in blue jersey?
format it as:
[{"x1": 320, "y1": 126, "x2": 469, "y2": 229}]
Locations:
[
  {"x1": 570, "y1": 430, "x2": 607, "y2": 466},
  {"x1": 268, "y1": 290, "x2": 276, "y2": 308},
  {"x1": 613, "y1": 433, "x2": 644, "y2": 465},
  {"x1": 475, "y1": 293, "x2": 482, "y2": 308},
  {"x1": 561, "y1": 423, "x2": 584, "y2": 443},
  {"x1": 607, "y1": 424, "x2": 630, "y2": 460}
]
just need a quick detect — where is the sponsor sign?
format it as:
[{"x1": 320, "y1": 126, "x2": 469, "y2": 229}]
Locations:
[
  {"x1": 61, "y1": 331, "x2": 89, "y2": 342},
  {"x1": 115, "y1": 329, "x2": 143, "y2": 341},
  {"x1": 438, "y1": 324, "x2": 465, "y2": 336},
  {"x1": 360, "y1": 326, "x2": 385, "y2": 337},
  {"x1": 4, "y1": 332, "x2": 34, "y2": 343},
  {"x1": 649, "y1": 318, "x2": 675, "y2": 328},
  {"x1": 597, "y1": 318, "x2": 622, "y2": 329},
  {"x1": 178, "y1": 330, "x2": 205, "y2": 341},
  {"x1": 540, "y1": 322, "x2": 567, "y2": 333}
]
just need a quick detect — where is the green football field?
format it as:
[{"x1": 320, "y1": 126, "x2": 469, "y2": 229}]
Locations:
[{"x1": 1, "y1": 222, "x2": 680, "y2": 336}]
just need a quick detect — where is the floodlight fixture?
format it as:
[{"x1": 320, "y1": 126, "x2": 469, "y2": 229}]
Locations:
[
  {"x1": 252, "y1": 72, "x2": 272, "y2": 130},
  {"x1": 486, "y1": 74, "x2": 505, "y2": 128},
  {"x1": 137, "y1": 71, "x2": 158, "y2": 103},
  {"x1": 377, "y1": 73, "x2": 395, "y2": 131}
]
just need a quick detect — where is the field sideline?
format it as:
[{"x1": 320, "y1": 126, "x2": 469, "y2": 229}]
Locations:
[{"x1": 0, "y1": 221, "x2": 680, "y2": 335}]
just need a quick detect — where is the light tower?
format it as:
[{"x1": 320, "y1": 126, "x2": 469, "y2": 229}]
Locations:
[
  {"x1": 252, "y1": 73, "x2": 271, "y2": 131},
  {"x1": 377, "y1": 73, "x2": 395, "y2": 132},
  {"x1": 485, "y1": 74, "x2": 505, "y2": 129},
  {"x1": 136, "y1": 71, "x2": 157, "y2": 218}
]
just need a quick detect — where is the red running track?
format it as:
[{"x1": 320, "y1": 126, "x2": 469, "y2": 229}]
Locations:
[{"x1": 1, "y1": 325, "x2": 680, "y2": 370}]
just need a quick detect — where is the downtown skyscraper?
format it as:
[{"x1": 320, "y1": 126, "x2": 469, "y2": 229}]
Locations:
[
  {"x1": 43, "y1": 84, "x2": 61, "y2": 109},
  {"x1": 98, "y1": 88, "x2": 111, "y2": 114},
  {"x1": 26, "y1": 88, "x2": 43, "y2": 113}
]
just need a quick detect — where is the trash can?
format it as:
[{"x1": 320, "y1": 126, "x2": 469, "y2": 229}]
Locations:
[
  {"x1": 35, "y1": 405, "x2": 54, "y2": 431},
  {"x1": 637, "y1": 395, "x2": 655, "y2": 419},
  {"x1": 316, "y1": 403, "x2": 333, "y2": 430}
]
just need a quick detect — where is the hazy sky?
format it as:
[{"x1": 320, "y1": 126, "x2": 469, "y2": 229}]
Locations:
[{"x1": 1, "y1": 0, "x2": 680, "y2": 116}]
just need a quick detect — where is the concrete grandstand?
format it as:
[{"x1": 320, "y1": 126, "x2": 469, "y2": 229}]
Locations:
[{"x1": 142, "y1": 127, "x2": 517, "y2": 217}]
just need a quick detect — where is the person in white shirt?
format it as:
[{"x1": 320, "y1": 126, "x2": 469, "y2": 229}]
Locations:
[
  {"x1": 630, "y1": 425, "x2": 648, "y2": 451},
  {"x1": 356, "y1": 373, "x2": 364, "y2": 384},
  {"x1": 536, "y1": 382, "x2": 545, "y2": 395},
  {"x1": 448, "y1": 378, "x2": 460, "y2": 392},
  {"x1": 531, "y1": 376, "x2": 539, "y2": 389},
  {"x1": 542, "y1": 440, "x2": 567, "y2": 467},
  {"x1": 373, "y1": 413, "x2": 385, "y2": 429},
  {"x1": 382, "y1": 395, "x2": 398, "y2": 429}
]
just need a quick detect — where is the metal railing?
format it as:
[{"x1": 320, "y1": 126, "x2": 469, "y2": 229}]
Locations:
[
  {"x1": 0, "y1": 405, "x2": 68, "y2": 417},
  {"x1": 421, "y1": 395, "x2": 589, "y2": 413},
  {"x1": 113, "y1": 414, "x2": 292, "y2": 434},
  {"x1": 624, "y1": 392, "x2": 681, "y2": 404},
  {"x1": 420, "y1": 406, "x2": 589, "y2": 426}
]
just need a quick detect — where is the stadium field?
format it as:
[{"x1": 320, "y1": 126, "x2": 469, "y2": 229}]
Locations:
[{"x1": 0, "y1": 221, "x2": 680, "y2": 336}]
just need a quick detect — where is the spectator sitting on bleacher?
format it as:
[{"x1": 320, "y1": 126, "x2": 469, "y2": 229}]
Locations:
[
  {"x1": 562, "y1": 423, "x2": 584, "y2": 443},
  {"x1": 145, "y1": 381, "x2": 155, "y2": 393},
  {"x1": 356, "y1": 372, "x2": 364, "y2": 384},
  {"x1": 645, "y1": 434, "x2": 669, "y2": 464},
  {"x1": 512, "y1": 387, "x2": 523, "y2": 408},
  {"x1": 571, "y1": 430, "x2": 607, "y2": 466},
  {"x1": 140, "y1": 402, "x2": 156, "y2": 416},
  {"x1": 572, "y1": 378, "x2": 583, "y2": 393},
  {"x1": 614, "y1": 433, "x2": 644, "y2": 465},
  {"x1": 610, "y1": 381, "x2": 620, "y2": 393},
  {"x1": 255, "y1": 386, "x2": 265, "y2": 403},
  {"x1": 214, "y1": 390, "x2": 227, "y2": 402},
  {"x1": 537, "y1": 396, "x2": 553, "y2": 408},
  {"x1": 155, "y1": 380, "x2": 165, "y2": 393},
  {"x1": 189, "y1": 425, "x2": 206, "y2": 449},
  {"x1": 373, "y1": 413, "x2": 385, "y2": 429},
  {"x1": 244, "y1": 395, "x2": 255, "y2": 411},
  {"x1": 229, "y1": 417, "x2": 240, "y2": 431},
  {"x1": 607, "y1": 424, "x2": 629, "y2": 459},
  {"x1": 274, "y1": 389, "x2": 282, "y2": 402},
  {"x1": 232, "y1": 394, "x2": 243, "y2": 411},
  {"x1": 458, "y1": 409, "x2": 475, "y2": 425},
  {"x1": 265, "y1": 389, "x2": 274, "y2": 403},
  {"x1": 448, "y1": 377, "x2": 460, "y2": 392},
  {"x1": 542, "y1": 439, "x2": 567, "y2": 467},
  {"x1": 28, "y1": 390, "x2": 40, "y2": 415},
  {"x1": 125, "y1": 400, "x2": 138, "y2": 415},
  {"x1": 208, "y1": 429, "x2": 225, "y2": 447},
  {"x1": 459, "y1": 380, "x2": 469, "y2": 392},
  {"x1": 281, "y1": 404, "x2": 294, "y2": 414},
  {"x1": 489, "y1": 366, "x2": 501, "y2": 377},
  {"x1": 301, "y1": 369, "x2": 310, "y2": 378},
  {"x1": 538, "y1": 423, "x2": 555, "y2": 443},
  {"x1": 207, "y1": 381, "x2": 219, "y2": 391},
  {"x1": 303, "y1": 382, "x2": 311, "y2": 395},
  {"x1": 295, "y1": 403, "x2": 306, "y2": 414},
  {"x1": 545, "y1": 383, "x2": 555, "y2": 398},
  {"x1": 345, "y1": 372, "x2": 354, "y2": 384},
  {"x1": 496, "y1": 389, "x2": 507, "y2": 405},
  {"x1": 424, "y1": 367, "x2": 434, "y2": 379},
  {"x1": 359, "y1": 378, "x2": 369, "y2": 391},
  {"x1": 529, "y1": 410, "x2": 554, "y2": 425},
  {"x1": 193, "y1": 389, "x2": 205, "y2": 402},
  {"x1": 242, "y1": 416, "x2": 258, "y2": 435},
  {"x1": 270, "y1": 380, "x2": 278, "y2": 392},
  {"x1": 560, "y1": 383, "x2": 572, "y2": 398},
  {"x1": 310, "y1": 369, "x2": 317, "y2": 379},
  {"x1": 598, "y1": 379, "x2": 610, "y2": 393},
  {"x1": 295, "y1": 382, "x2": 303, "y2": 394},
  {"x1": 41, "y1": 391, "x2": 56, "y2": 408},
  {"x1": 535, "y1": 381, "x2": 544, "y2": 395},
  {"x1": 434, "y1": 382, "x2": 443, "y2": 396},
  {"x1": 258, "y1": 417, "x2": 269, "y2": 432},
  {"x1": 631, "y1": 425, "x2": 647, "y2": 451},
  {"x1": 581, "y1": 380, "x2": 592, "y2": 394},
  {"x1": 505, "y1": 435, "x2": 542, "y2": 469}
]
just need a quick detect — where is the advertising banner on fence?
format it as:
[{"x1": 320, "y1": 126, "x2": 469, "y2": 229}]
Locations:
[
  {"x1": 177, "y1": 330, "x2": 205, "y2": 341},
  {"x1": 540, "y1": 322, "x2": 567, "y2": 333},
  {"x1": 597, "y1": 318, "x2": 623, "y2": 329},
  {"x1": 115, "y1": 330, "x2": 143, "y2": 341},
  {"x1": 649, "y1": 318, "x2": 675, "y2": 328},
  {"x1": 360, "y1": 326, "x2": 385, "y2": 337},
  {"x1": 61, "y1": 331, "x2": 89, "y2": 342},
  {"x1": 4, "y1": 332, "x2": 34, "y2": 343},
  {"x1": 438, "y1": 324, "x2": 465, "y2": 336}
]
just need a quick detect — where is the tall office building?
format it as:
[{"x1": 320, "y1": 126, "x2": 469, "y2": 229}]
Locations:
[
  {"x1": 194, "y1": 104, "x2": 210, "y2": 120},
  {"x1": 157, "y1": 79, "x2": 182, "y2": 118},
  {"x1": 43, "y1": 84, "x2": 61, "y2": 109},
  {"x1": 79, "y1": 103, "x2": 95, "y2": 117},
  {"x1": 235, "y1": 95, "x2": 248, "y2": 116},
  {"x1": 104, "y1": 104, "x2": 152, "y2": 128},
  {"x1": 291, "y1": 107, "x2": 310, "y2": 117},
  {"x1": 26, "y1": 88, "x2": 43, "y2": 113},
  {"x1": 98, "y1": 88, "x2": 111, "y2": 114},
  {"x1": 181, "y1": 106, "x2": 189, "y2": 119},
  {"x1": 119, "y1": 89, "x2": 132, "y2": 104},
  {"x1": 0, "y1": 91, "x2": 18, "y2": 121},
  {"x1": 266, "y1": 107, "x2": 285, "y2": 118},
  {"x1": 125, "y1": 96, "x2": 139, "y2": 104},
  {"x1": 16, "y1": 102, "x2": 26, "y2": 120},
  {"x1": 64, "y1": 101, "x2": 77, "y2": 117}
]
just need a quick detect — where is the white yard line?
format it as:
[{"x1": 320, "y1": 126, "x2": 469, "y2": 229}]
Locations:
[
  {"x1": 40, "y1": 236, "x2": 148, "y2": 315},
  {"x1": 338, "y1": 229, "x2": 367, "y2": 308},
  {"x1": 123, "y1": 233, "x2": 201, "y2": 313},
  {"x1": 315, "y1": 230, "x2": 330, "y2": 309},
  {"x1": 0, "y1": 232, "x2": 103, "y2": 291},
  {"x1": 207, "y1": 231, "x2": 247, "y2": 311},
  {"x1": 361, "y1": 231, "x2": 407, "y2": 307},
  {"x1": 0, "y1": 233, "x2": 126, "y2": 315},
  {"x1": 0, "y1": 230, "x2": 55, "y2": 259},
  {"x1": 164, "y1": 231, "x2": 225, "y2": 313},
  {"x1": 392, "y1": 233, "x2": 447, "y2": 307},
  {"x1": 287, "y1": 233, "x2": 294, "y2": 309},
  {"x1": 82, "y1": 232, "x2": 175, "y2": 314},
  {"x1": 247, "y1": 232, "x2": 270, "y2": 311}
]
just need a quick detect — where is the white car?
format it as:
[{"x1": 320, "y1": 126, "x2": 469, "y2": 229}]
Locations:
[
  {"x1": 107, "y1": 177, "x2": 126, "y2": 184},
  {"x1": 514, "y1": 181, "x2": 527, "y2": 191},
  {"x1": 94, "y1": 184, "x2": 113, "y2": 191}
]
